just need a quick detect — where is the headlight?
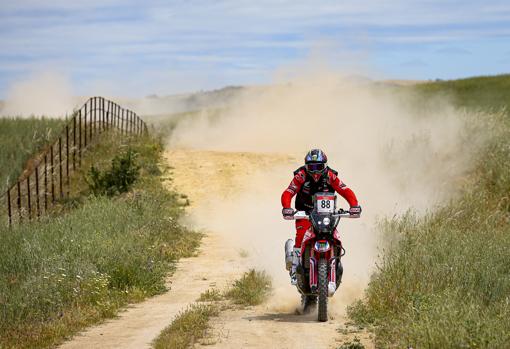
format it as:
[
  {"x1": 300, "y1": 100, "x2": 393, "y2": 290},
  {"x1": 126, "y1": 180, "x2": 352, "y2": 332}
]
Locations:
[{"x1": 323, "y1": 217, "x2": 330, "y2": 225}]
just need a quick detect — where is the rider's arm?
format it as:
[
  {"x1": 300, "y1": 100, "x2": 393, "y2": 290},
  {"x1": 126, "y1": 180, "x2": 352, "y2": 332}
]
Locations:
[
  {"x1": 281, "y1": 170, "x2": 305, "y2": 208},
  {"x1": 328, "y1": 171, "x2": 358, "y2": 207}
]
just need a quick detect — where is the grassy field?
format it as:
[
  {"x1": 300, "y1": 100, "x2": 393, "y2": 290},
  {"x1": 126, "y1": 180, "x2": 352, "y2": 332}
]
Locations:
[
  {"x1": 413, "y1": 74, "x2": 510, "y2": 113},
  {"x1": 0, "y1": 117, "x2": 65, "y2": 193},
  {"x1": 349, "y1": 75, "x2": 510, "y2": 348},
  {"x1": 0, "y1": 131, "x2": 201, "y2": 348}
]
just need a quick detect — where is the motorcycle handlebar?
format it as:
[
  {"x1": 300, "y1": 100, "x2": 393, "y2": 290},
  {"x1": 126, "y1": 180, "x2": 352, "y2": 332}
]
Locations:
[{"x1": 290, "y1": 210, "x2": 358, "y2": 220}]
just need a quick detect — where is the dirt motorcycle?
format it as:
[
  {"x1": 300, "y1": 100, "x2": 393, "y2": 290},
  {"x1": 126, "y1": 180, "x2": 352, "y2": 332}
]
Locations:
[{"x1": 284, "y1": 192, "x2": 359, "y2": 322}]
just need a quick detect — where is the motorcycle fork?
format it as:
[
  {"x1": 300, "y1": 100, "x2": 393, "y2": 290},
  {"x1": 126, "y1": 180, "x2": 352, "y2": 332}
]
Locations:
[{"x1": 309, "y1": 242, "x2": 335, "y2": 291}]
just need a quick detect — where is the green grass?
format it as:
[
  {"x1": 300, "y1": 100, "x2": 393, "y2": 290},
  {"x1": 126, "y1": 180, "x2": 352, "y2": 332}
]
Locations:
[
  {"x1": 0, "y1": 133, "x2": 202, "y2": 348},
  {"x1": 224, "y1": 269, "x2": 272, "y2": 306},
  {"x1": 154, "y1": 269, "x2": 271, "y2": 349},
  {"x1": 413, "y1": 74, "x2": 510, "y2": 113},
  {"x1": 152, "y1": 304, "x2": 219, "y2": 349},
  {"x1": 198, "y1": 288, "x2": 223, "y2": 302},
  {"x1": 348, "y1": 75, "x2": 510, "y2": 348},
  {"x1": 0, "y1": 116, "x2": 65, "y2": 192},
  {"x1": 337, "y1": 337, "x2": 365, "y2": 349}
]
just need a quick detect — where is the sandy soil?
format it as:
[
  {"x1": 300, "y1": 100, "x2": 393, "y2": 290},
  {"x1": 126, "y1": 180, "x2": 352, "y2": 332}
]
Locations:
[{"x1": 59, "y1": 149, "x2": 373, "y2": 349}]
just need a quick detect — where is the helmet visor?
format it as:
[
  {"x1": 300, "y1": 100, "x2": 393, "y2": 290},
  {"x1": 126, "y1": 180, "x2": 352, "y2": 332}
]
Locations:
[{"x1": 306, "y1": 162, "x2": 325, "y2": 173}]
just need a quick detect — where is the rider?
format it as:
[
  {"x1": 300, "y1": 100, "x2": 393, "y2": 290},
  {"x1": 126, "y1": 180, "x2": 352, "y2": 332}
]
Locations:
[{"x1": 281, "y1": 149, "x2": 361, "y2": 285}]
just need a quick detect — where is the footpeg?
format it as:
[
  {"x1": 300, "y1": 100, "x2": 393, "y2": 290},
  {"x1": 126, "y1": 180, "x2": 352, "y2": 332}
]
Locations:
[{"x1": 290, "y1": 271, "x2": 297, "y2": 285}]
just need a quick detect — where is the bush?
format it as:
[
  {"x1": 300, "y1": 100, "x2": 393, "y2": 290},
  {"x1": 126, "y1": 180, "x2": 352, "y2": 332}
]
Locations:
[{"x1": 87, "y1": 148, "x2": 140, "y2": 196}]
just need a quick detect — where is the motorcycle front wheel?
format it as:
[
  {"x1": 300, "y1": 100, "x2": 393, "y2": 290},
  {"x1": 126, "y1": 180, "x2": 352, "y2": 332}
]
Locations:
[{"x1": 318, "y1": 258, "x2": 328, "y2": 322}]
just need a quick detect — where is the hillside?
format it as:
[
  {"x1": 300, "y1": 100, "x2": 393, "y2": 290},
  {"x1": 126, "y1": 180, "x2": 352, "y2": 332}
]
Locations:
[{"x1": 349, "y1": 74, "x2": 510, "y2": 348}]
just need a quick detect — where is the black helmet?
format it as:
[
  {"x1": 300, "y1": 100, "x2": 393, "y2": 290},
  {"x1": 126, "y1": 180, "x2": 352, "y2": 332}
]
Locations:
[{"x1": 304, "y1": 149, "x2": 327, "y2": 174}]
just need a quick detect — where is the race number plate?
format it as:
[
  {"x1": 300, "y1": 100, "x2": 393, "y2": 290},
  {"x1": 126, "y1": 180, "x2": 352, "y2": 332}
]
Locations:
[{"x1": 316, "y1": 195, "x2": 335, "y2": 213}]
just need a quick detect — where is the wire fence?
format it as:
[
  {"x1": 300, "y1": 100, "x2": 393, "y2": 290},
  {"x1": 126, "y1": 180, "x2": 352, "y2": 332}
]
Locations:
[{"x1": 2, "y1": 96, "x2": 148, "y2": 226}]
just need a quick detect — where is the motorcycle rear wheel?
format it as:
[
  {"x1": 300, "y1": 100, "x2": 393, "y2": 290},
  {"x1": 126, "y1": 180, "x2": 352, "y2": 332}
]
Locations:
[{"x1": 318, "y1": 258, "x2": 328, "y2": 322}]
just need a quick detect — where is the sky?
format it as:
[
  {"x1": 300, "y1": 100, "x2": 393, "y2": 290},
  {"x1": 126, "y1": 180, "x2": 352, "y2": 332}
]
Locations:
[{"x1": 0, "y1": 0, "x2": 509, "y2": 98}]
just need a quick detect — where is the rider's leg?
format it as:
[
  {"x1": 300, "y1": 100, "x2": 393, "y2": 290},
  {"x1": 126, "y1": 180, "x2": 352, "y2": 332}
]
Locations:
[
  {"x1": 294, "y1": 219, "x2": 310, "y2": 248},
  {"x1": 289, "y1": 219, "x2": 311, "y2": 285}
]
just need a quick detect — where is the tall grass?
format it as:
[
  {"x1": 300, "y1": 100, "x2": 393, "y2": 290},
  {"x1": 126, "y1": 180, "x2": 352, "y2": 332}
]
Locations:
[
  {"x1": 152, "y1": 304, "x2": 219, "y2": 349},
  {"x1": 348, "y1": 76, "x2": 510, "y2": 348},
  {"x1": 0, "y1": 116, "x2": 65, "y2": 192},
  {"x1": 224, "y1": 269, "x2": 272, "y2": 306},
  {"x1": 0, "y1": 133, "x2": 201, "y2": 348}
]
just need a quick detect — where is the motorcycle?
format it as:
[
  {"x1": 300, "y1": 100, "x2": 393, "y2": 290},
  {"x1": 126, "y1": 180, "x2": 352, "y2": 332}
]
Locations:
[{"x1": 284, "y1": 192, "x2": 359, "y2": 322}]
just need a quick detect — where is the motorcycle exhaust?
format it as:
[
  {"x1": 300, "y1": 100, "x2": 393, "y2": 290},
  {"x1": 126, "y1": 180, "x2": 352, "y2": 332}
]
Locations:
[{"x1": 285, "y1": 239, "x2": 294, "y2": 271}]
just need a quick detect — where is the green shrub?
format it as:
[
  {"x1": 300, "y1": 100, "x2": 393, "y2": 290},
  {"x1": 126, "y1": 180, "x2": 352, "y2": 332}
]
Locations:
[{"x1": 87, "y1": 148, "x2": 140, "y2": 196}]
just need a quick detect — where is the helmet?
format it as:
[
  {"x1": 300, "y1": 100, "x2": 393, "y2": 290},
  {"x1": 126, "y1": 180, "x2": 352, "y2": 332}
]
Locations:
[{"x1": 304, "y1": 149, "x2": 328, "y2": 175}]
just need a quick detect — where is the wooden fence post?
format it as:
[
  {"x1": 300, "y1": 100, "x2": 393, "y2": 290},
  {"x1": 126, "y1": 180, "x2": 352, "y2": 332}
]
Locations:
[
  {"x1": 7, "y1": 188, "x2": 12, "y2": 226},
  {"x1": 84, "y1": 104, "x2": 87, "y2": 148},
  {"x1": 35, "y1": 166, "x2": 40, "y2": 217},
  {"x1": 44, "y1": 154, "x2": 48, "y2": 212},
  {"x1": 17, "y1": 181, "x2": 22, "y2": 223},
  {"x1": 73, "y1": 115, "x2": 76, "y2": 170},
  {"x1": 66, "y1": 125, "x2": 70, "y2": 196},
  {"x1": 89, "y1": 98, "x2": 93, "y2": 142},
  {"x1": 121, "y1": 108, "x2": 124, "y2": 135},
  {"x1": 106, "y1": 100, "x2": 110, "y2": 130},
  {"x1": 79, "y1": 110, "x2": 82, "y2": 166},
  {"x1": 27, "y1": 176, "x2": 31, "y2": 220},
  {"x1": 112, "y1": 103, "x2": 115, "y2": 129},
  {"x1": 102, "y1": 97, "x2": 105, "y2": 131},
  {"x1": 50, "y1": 145, "x2": 55, "y2": 203},
  {"x1": 59, "y1": 137, "x2": 63, "y2": 199},
  {"x1": 93, "y1": 97, "x2": 97, "y2": 135}
]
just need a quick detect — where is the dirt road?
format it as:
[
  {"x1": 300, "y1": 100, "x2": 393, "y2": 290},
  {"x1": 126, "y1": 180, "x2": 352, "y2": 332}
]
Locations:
[{"x1": 60, "y1": 149, "x2": 373, "y2": 349}]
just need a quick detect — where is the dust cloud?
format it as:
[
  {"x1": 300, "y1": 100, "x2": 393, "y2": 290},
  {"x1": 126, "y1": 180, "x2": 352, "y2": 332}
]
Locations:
[
  {"x1": 167, "y1": 64, "x2": 485, "y2": 314},
  {"x1": 1, "y1": 71, "x2": 76, "y2": 117}
]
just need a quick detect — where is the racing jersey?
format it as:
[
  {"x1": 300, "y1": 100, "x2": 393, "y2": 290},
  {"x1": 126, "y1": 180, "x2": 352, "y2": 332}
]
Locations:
[{"x1": 281, "y1": 166, "x2": 358, "y2": 212}]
